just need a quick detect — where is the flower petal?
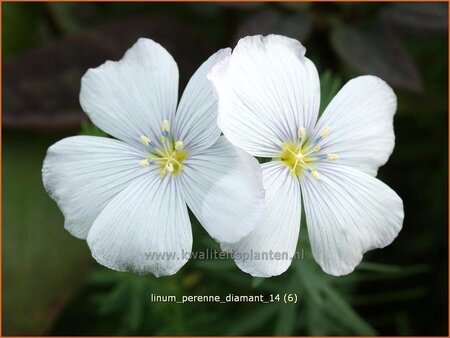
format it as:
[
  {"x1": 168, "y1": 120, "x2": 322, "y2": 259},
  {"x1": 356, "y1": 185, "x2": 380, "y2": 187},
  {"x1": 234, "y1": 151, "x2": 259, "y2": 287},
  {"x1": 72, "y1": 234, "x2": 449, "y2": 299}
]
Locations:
[
  {"x1": 87, "y1": 175, "x2": 192, "y2": 276},
  {"x1": 209, "y1": 34, "x2": 320, "y2": 157},
  {"x1": 180, "y1": 136, "x2": 265, "y2": 243},
  {"x1": 221, "y1": 162, "x2": 302, "y2": 277},
  {"x1": 312, "y1": 75, "x2": 397, "y2": 176},
  {"x1": 301, "y1": 163, "x2": 404, "y2": 276},
  {"x1": 80, "y1": 38, "x2": 179, "y2": 147},
  {"x1": 42, "y1": 136, "x2": 149, "y2": 239},
  {"x1": 173, "y1": 48, "x2": 231, "y2": 154}
]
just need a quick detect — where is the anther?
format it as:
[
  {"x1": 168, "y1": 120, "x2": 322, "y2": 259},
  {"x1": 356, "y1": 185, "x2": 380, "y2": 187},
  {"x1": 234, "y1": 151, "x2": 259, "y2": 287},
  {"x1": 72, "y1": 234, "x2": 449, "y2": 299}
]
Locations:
[
  {"x1": 139, "y1": 159, "x2": 150, "y2": 168},
  {"x1": 160, "y1": 135, "x2": 166, "y2": 144},
  {"x1": 311, "y1": 170, "x2": 321, "y2": 180},
  {"x1": 175, "y1": 140, "x2": 184, "y2": 151},
  {"x1": 298, "y1": 127, "x2": 306, "y2": 140},
  {"x1": 162, "y1": 119, "x2": 170, "y2": 132},
  {"x1": 327, "y1": 153, "x2": 340, "y2": 161},
  {"x1": 313, "y1": 145, "x2": 321, "y2": 152},
  {"x1": 320, "y1": 126, "x2": 330, "y2": 138},
  {"x1": 139, "y1": 135, "x2": 151, "y2": 146}
]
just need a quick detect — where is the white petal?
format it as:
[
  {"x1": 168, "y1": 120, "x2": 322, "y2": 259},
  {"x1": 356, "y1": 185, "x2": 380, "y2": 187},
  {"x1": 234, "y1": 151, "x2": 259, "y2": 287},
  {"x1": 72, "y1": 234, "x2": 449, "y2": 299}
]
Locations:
[
  {"x1": 87, "y1": 175, "x2": 192, "y2": 277},
  {"x1": 173, "y1": 48, "x2": 231, "y2": 153},
  {"x1": 80, "y1": 38, "x2": 179, "y2": 147},
  {"x1": 312, "y1": 75, "x2": 397, "y2": 176},
  {"x1": 209, "y1": 34, "x2": 320, "y2": 157},
  {"x1": 301, "y1": 163, "x2": 404, "y2": 276},
  {"x1": 221, "y1": 162, "x2": 301, "y2": 277},
  {"x1": 180, "y1": 136, "x2": 265, "y2": 243},
  {"x1": 42, "y1": 136, "x2": 149, "y2": 239}
]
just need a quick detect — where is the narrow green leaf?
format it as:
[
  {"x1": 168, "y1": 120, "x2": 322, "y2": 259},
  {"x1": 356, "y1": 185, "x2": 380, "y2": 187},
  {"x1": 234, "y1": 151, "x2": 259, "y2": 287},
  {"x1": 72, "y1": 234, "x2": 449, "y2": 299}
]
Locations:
[
  {"x1": 274, "y1": 303, "x2": 297, "y2": 335},
  {"x1": 252, "y1": 277, "x2": 265, "y2": 288},
  {"x1": 80, "y1": 121, "x2": 108, "y2": 137},
  {"x1": 322, "y1": 286, "x2": 376, "y2": 335},
  {"x1": 357, "y1": 261, "x2": 428, "y2": 275},
  {"x1": 225, "y1": 304, "x2": 278, "y2": 335},
  {"x1": 319, "y1": 70, "x2": 342, "y2": 115}
]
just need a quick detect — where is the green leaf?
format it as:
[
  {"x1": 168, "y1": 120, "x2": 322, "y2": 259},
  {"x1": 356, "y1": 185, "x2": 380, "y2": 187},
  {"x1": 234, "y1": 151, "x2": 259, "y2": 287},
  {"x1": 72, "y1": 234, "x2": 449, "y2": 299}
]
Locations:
[
  {"x1": 319, "y1": 70, "x2": 342, "y2": 115},
  {"x1": 252, "y1": 277, "x2": 265, "y2": 288},
  {"x1": 294, "y1": 260, "x2": 323, "y2": 306},
  {"x1": 80, "y1": 121, "x2": 107, "y2": 137},
  {"x1": 322, "y1": 285, "x2": 376, "y2": 335},
  {"x1": 305, "y1": 296, "x2": 328, "y2": 335},
  {"x1": 225, "y1": 303, "x2": 278, "y2": 335},
  {"x1": 357, "y1": 261, "x2": 428, "y2": 275},
  {"x1": 350, "y1": 287, "x2": 427, "y2": 306},
  {"x1": 274, "y1": 303, "x2": 297, "y2": 335}
]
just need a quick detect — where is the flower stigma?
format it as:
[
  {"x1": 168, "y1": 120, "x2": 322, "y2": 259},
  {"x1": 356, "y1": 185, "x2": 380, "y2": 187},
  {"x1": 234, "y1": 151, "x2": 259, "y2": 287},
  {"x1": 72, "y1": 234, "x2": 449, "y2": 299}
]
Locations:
[{"x1": 138, "y1": 119, "x2": 187, "y2": 177}]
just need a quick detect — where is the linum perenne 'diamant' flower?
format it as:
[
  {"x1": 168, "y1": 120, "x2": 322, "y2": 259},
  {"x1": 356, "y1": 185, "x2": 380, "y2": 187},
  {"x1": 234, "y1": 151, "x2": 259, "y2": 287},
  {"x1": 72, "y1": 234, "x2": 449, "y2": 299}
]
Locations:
[
  {"x1": 42, "y1": 38, "x2": 265, "y2": 277},
  {"x1": 209, "y1": 35, "x2": 404, "y2": 277}
]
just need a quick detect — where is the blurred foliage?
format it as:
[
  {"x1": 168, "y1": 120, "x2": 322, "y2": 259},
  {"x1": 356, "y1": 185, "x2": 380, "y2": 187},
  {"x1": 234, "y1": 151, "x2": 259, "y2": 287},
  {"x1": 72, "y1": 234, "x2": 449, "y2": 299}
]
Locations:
[
  {"x1": 48, "y1": 231, "x2": 429, "y2": 336},
  {"x1": 2, "y1": 130, "x2": 93, "y2": 334},
  {"x1": 2, "y1": 2, "x2": 448, "y2": 336}
]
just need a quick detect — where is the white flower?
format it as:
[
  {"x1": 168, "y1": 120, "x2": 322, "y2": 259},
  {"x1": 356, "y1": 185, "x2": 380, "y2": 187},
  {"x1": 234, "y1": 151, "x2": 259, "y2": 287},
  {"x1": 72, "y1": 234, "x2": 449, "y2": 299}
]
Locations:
[
  {"x1": 208, "y1": 35, "x2": 404, "y2": 277},
  {"x1": 42, "y1": 38, "x2": 265, "y2": 277}
]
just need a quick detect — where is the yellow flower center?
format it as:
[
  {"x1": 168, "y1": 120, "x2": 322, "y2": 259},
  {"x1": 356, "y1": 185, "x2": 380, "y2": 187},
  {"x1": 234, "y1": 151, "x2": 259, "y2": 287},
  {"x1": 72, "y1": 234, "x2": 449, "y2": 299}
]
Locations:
[
  {"x1": 278, "y1": 126, "x2": 339, "y2": 179},
  {"x1": 138, "y1": 119, "x2": 188, "y2": 177},
  {"x1": 156, "y1": 141, "x2": 187, "y2": 176},
  {"x1": 280, "y1": 142, "x2": 313, "y2": 177}
]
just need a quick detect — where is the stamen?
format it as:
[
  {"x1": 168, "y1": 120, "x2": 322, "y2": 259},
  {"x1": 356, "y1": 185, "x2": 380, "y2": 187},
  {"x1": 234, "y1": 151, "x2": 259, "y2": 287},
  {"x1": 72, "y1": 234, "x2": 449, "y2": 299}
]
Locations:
[
  {"x1": 320, "y1": 126, "x2": 330, "y2": 138},
  {"x1": 300, "y1": 159, "x2": 314, "y2": 172},
  {"x1": 298, "y1": 127, "x2": 306, "y2": 140},
  {"x1": 138, "y1": 125, "x2": 188, "y2": 175},
  {"x1": 162, "y1": 119, "x2": 170, "y2": 132},
  {"x1": 284, "y1": 146, "x2": 297, "y2": 157},
  {"x1": 311, "y1": 170, "x2": 321, "y2": 180},
  {"x1": 139, "y1": 135, "x2": 151, "y2": 146},
  {"x1": 327, "y1": 153, "x2": 340, "y2": 161},
  {"x1": 313, "y1": 145, "x2": 321, "y2": 152},
  {"x1": 170, "y1": 157, "x2": 183, "y2": 167},
  {"x1": 175, "y1": 140, "x2": 184, "y2": 151},
  {"x1": 139, "y1": 159, "x2": 150, "y2": 168}
]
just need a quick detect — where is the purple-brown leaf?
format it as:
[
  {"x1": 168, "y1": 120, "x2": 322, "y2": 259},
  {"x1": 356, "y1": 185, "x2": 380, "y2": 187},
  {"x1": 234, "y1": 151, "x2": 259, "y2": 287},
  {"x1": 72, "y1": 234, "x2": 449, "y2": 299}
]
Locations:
[
  {"x1": 235, "y1": 9, "x2": 312, "y2": 43},
  {"x1": 331, "y1": 25, "x2": 423, "y2": 92},
  {"x1": 3, "y1": 17, "x2": 209, "y2": 131},
  {"x1": 380, "y1": 3, "x2": 448, "y2": 39}
]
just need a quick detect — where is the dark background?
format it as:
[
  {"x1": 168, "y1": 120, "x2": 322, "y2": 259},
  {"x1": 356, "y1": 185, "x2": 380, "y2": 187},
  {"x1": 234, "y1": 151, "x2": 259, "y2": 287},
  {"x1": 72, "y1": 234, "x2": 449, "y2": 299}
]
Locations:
[{"x1": 2, "y1": 2, "x2": 448, "y2": 336}]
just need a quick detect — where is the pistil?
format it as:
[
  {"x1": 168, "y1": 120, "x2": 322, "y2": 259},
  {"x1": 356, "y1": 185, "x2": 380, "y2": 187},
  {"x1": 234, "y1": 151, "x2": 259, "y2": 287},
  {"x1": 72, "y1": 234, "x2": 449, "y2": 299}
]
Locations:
[
  {"x1": 138, "y1": 119, "x2": 187, "y2": 176},
  {"x1": 279, "y1": 125, "x2": 339, "y2": 179}
]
